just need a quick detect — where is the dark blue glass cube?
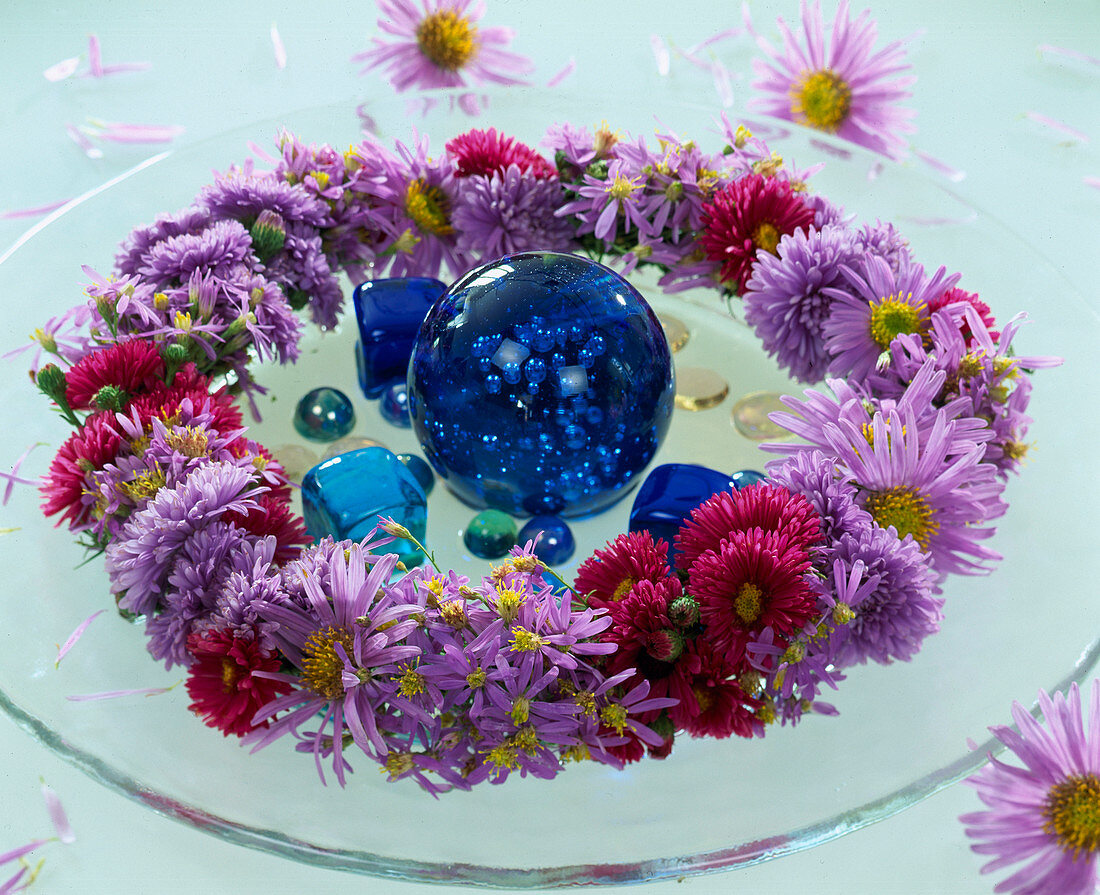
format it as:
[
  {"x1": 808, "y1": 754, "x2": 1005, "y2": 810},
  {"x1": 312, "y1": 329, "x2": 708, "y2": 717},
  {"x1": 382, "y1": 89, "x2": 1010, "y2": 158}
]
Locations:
[
  {"x1": 628, "y1": 463, "x2": 742, "y2": 566},
  {"x1": 300, "y1": 446, "x2": 427, "y2": 567},
  {"x1": 353, "y1": 277, "x2": 445, "y2": 399}
]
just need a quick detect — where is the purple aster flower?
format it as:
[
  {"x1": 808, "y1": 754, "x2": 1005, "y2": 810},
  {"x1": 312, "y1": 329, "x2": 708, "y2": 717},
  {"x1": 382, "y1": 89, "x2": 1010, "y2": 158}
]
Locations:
[
  {"x1": 852, "y1": 219, "x2": 910, "y2": 274},
  {"x1": 744, "y1": 223, "x2": 864, "y2": 382},
  {"x1": 558, "y1": 157, "x2": 649, "y2": 246},
  {"x1": 961, "y1": 681, "x2": 1100, "y2": 895},
  {"x1": 247, "y1": 547, "x2": 422, "y2": 785},
  {"x1": 199, "y1": 169, "x2": 328, "y2": 229},
  {"x1": 819, "y1": 403, "x2": 1006, "y2": 577},
  {"x1": 765, "y1": 449, "x2": 873, "y2": 545},
  {"x1": 194, "y1": 535, "x2": 287, "y2": 647},
  {"x1": 822, "y1": 254, "x2": 959, "y2": 381},
  {"x1": 747, "y1": 0, "x2": 916, "y2": 159},
  {"x1": 145, "y1": 521, "x2": 258, "y2": 668},
  {"x1": 826, "y1": 526, "x2": 941, "y2": 666},
  {"x1": 104, "y1": 460, "x2": 265, "y2": 616},
  {"x1": 259, "y1": 223, "x2": 344, "y2": 329},
  {"x1": 451, "y1": 165, "x2": 576, "y2": 259},
  {"x1": 115, "y1": 207, "x2": 213, "y2": 278},
  {"x1": 353, "y1": 133, "x2": 467, "y2": 280},
  {"x1": 353, "y1": 0, "x2": 533, "y2": 116},
  {"x1": 138, "y1": 219, "x2": 254, "y2": 286},
  {"x1": 803, "y1": 192, "x2": 847, "y2": 229}
]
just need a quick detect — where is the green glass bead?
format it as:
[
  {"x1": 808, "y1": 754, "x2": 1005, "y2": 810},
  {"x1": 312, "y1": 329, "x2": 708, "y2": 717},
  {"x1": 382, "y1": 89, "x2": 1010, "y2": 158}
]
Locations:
[{"x1": 463, "y1": 509, "x2": 517, "y2": 560}]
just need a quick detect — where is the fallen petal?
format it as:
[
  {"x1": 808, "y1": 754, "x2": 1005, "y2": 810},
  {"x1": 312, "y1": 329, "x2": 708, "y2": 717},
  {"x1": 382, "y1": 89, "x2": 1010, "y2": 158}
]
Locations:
[
  {"x1": 64, "y1": 124, "x2": 102, "y2": 159},
  {"x1": 1025, "y1": 110, "x2": 1090, "y2": 142},
  {"x1": 88, "y1": 34, "x2": 102, "y2": 77},
  {"x1": 0, "y1": 841, "x2": 48, "y2": 867},
  {"x1": 40, "y1": 784, "x2": 75, "y2": 844},
  {"x1": 1037, "y1": 43, "x2": 1100, "y2": 69},
  {"x1": 913, "y1": 149, "x2": 966, "y2": 182},
  {"x1": 1085, "y1": 175, "x2": 1100, "y2": 190},
  {"x1": 271, "y1": 23, "x2": 287, "y2": 69},
  {"x1": 55, "y1": 609, "x2": 105, "y2": 668},
  {"x1": 650, "y1": 35, "x2": 670, "y2": 76},
  {"x1": 0, "y1": 200, "x2": 70, "y2": 221},
  {"x1": 66, "y1": 684, "x2": 178, "y2": 701},
  {"x1": 546, "y1": 58, "x2": 576, "y2": 88},
  {"x1": 43, "y1": 56, "x2": 80, "y2": 82}
]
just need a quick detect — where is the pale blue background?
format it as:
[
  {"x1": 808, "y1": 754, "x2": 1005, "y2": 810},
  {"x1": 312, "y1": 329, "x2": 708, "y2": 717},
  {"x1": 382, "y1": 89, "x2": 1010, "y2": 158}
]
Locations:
[{"x1": 0, "y1": 1, "x2": 1098, "y2": 892}]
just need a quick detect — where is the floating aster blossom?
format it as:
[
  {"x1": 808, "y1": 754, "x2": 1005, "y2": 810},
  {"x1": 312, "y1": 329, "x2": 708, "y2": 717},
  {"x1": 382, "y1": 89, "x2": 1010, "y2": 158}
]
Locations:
[
  {"x1": 452, "y1": 165, "x2": 575, "y2": 258},
  {"x1": 354, "y1": 0, "x2": 533, "y2": 115},
  {"x1": 961, "y1": 681, "x2": 1100, "y2": 895},
  {"x1": 744, "y1": 223, "x2": 863, "y2": 382},
  {"x1": 697, "y1": 173, "x2": 816, "y2": 293},
  {"x1": 822, "y1": 254, "x2": 959, "y2": 381},
  {"x1": 747, "y1": 0, "x2": 916, "y2": 159}
]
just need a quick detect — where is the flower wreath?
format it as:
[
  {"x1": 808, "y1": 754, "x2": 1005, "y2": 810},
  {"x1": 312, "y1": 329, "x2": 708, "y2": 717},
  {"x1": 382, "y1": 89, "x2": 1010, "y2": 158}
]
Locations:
[{"x1": 23, "y1": 117, "x2": 1059, "y2": 794}]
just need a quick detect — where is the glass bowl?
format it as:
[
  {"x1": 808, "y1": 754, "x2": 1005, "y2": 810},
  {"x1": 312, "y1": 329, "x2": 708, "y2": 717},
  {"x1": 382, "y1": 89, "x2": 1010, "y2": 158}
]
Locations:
[{"x1": 1, "y1": 92, "x2": 1097, "y2": 887}]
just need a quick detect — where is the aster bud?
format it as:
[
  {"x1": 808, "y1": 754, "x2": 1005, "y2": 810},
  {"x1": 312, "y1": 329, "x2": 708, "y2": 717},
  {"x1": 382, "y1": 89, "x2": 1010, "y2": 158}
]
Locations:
[
  {"x1": 286, "y1": 287, "x2": 310, "y2": 312},
  {"x1": 734, "y1": 125, "x2": 753, "y2": 148},
  {"x1": 667, "y1": 594, "x2": 700, "y2": 628},
  {"x1": 224, "y1": 312, "x2": 254, "y2": 339},
  {"x1": 249, "y1": 209, "x2": 286, "y2": 262},
  {"x1": 164, "y1": 343, "x2": 190, "y2": 364},
  {"x1": 93, "y1": 385, "x2": 127, "y2": 412},
  {"x1": 34, "y1": 363, "x2": 68, "y2": 405},
  {"x1": 379, "y1": 520, "x2": 412, "y2": 540},
  {"x1": 32, "y1": 328, "x2": 58, "y2": 353},
  {"x1": 644, "y1": 628, "x2": 684, "y2": 663}
]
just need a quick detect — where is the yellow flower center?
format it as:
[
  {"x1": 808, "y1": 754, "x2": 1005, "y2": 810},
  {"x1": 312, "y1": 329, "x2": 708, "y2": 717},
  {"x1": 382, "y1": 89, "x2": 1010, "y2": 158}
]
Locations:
[
  {"x1": 220, "y1": 657, "x2": 241, "y2": 692},
  {"x1": 734, "y1": 582, "x2": 763, "y2": 624},
  {"x1": 509, "y1": 626, "x2": 548, "y2": 652},
  {"x1": 404, "y1": 179, "x2": 453, "y2": 237},
  {"x1": 607, "y1": 174, "x2": 639, "y2": 201},
  {"x1": 869, "y1": 293, "x2": 924, "y2": 349},
  {"x1": 611, "y1": 577, "x2": 635, "y2": 601},
  {"x1": 509, "y1": 696, "x2": 530, "y2": 725},
  {"x1": 397, "y1": 664, "x2": 427, "y2": 698},
  {"x1": 165, "y1": 427, "x2": 209, "y2": 459},
  {"x1": 1043, "y1": 774, "x2": 1100, "y2": 855},
  {"x1": 117, "y1": 468, "x2": 167, "y2": 503},
  {"x1": 465, "y1": 668, "x2": 486, "y2": 689},
  {"x1": 485, "y1": 741, "x2": 519, "y2": 772},
  {"x1": 599, "y1": 703, "x2": 629, "y2": 735},
  {"x1": 414, "y1": 9, "x2": 477, "y2": 71},
  {"x1": 790, "y1": 69, "x2": 853, "y2": 132},
  {"x1": 864, "y1": 486, "x2": 939, "y2": 550},
  {"x1": 301, "y1": 625, "x2": 354, "y2": 700},
  {"x1": 495, "y1": 586, "x2": 524, "y2": 623},
  {"x1": 752, "y1": 221, "x2": 781, "y2": 255},
  {"x1": 382, "y1": 751, "x2": 415, "y2": 780}
]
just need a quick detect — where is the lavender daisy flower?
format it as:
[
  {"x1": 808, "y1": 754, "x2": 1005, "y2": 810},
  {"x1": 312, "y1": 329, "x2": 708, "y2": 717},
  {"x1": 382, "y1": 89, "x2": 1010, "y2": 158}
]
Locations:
[
  {"x1": 451, "y1": 165, "x2": 576, "y2": 259},
  {"x1": 853, "y1": 219, "x2": 910, "y2": 274},
  {"x1": 826, "y1": 525, "x2": 941, "y2": 666},
  {"x1": 744, "y1": 223, "x2": 864, "y2": 382},
  {"x1": 354, "y1": 0, "x2": 533, "y2": 116},
  {"x1": 247, "y1": 547, "x2": 422, "y2": 784},
  {"x1": 747, "y1": 0, "x2": 916, "y2": 159},
  {"x1": 961, "y1": 681, "x2": 1100, "y2": 894},
  {"x1": 104, "y1": 461, "x2": 265, "y2": 616},
  {"x1": 822, "y1": 254, "x2": 959, "y2": 381},
  {"x1": 557, "y1": 157, "x2": 649, "y2": 246}
]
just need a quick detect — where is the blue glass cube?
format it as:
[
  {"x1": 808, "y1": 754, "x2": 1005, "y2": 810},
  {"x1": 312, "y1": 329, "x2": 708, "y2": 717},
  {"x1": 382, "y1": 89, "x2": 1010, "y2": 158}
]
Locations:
[
  {"x1": 300, "y1": 446, "x2": 427, "y2": 567},
  {"x1": 628, "y1": 463, "x2": 742, "y2": 567},
  {"x1": 353, "y1": 277, "x2": 445, "y2": 399},
  {"x1": 407, "y1": 252, "x2": 675, "y2": 518}
]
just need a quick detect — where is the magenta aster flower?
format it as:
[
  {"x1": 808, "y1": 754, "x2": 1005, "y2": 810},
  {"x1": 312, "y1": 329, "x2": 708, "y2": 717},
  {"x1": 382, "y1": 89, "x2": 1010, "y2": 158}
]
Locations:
[
  {"x1": 697, "y1": 173, "x2": 816, "y2": 293},
  {"x1": 748, "y1": 0, "x2": 916, "y2": 159},
  {"x1": 572, "y1": 530, "x2": 671, "y2": 611},
  {"x1": 961, "y1": 681, "x2": 1100, "y2": 895},
  {"x1": 354, "y1": 0, "x2": 533, "y2": 115},
  {"x1": 446, "y1": 128, "x2": 557, "y2": 179}
]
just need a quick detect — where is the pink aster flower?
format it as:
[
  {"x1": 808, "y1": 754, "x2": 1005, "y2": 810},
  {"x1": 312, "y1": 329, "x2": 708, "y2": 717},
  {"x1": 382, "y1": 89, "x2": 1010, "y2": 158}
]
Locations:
[
  {"x1": 961, "y1": 681, "x2": 1100, "y2": 895},
  {"x1": 446, "y1": 128, "x2": 557, "y2": 179},
  {"x1": 572, "y1": 530, "x2": 671, "y2": 612},
  {"x1": 747, "y1": 0, "x2": 916, "y2": 159},
  {"x1": 354, "y1": 0, "x2": 534, "y2": 115}
]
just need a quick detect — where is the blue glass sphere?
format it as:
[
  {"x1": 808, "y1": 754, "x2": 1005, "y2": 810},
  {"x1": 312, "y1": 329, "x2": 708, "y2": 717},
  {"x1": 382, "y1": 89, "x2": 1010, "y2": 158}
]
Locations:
[
  {"x1": 407, "y1": 252, "x2": 675, "y2": 517},
  {"x1": 293, "y1": 387, "x2": 356, "y2": 442},
  {"x1": 379, "y1": 382, "x2": 413, "y2": 428},
  {"x1": 517, "y1": 515, "x2": 575, "y2": 565}
]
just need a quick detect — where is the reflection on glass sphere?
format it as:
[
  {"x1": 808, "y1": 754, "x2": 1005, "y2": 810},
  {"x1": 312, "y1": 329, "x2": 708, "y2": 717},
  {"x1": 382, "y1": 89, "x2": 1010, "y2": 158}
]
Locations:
[{"x1": 407, "y1": 252, "x2": 675, "y2": 517}]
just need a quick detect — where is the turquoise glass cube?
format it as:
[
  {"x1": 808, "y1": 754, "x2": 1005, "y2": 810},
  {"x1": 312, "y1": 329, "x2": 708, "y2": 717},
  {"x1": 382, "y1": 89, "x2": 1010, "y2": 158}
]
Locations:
[{"x1": 300, "y1": 446, "x2": 427, "y2": 567}]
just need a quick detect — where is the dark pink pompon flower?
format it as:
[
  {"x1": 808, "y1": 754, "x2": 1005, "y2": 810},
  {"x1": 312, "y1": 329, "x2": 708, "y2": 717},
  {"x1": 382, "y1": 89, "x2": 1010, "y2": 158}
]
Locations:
[
  {"x1": 353, "y1": 0, "x2": 533, "y2": 115},
  {"x1": 961, "y1": 681, "x2": 1100, "y2": 895},
  {"x1": 747, "y1": 0, "x2": 916, "y2": 159}
]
